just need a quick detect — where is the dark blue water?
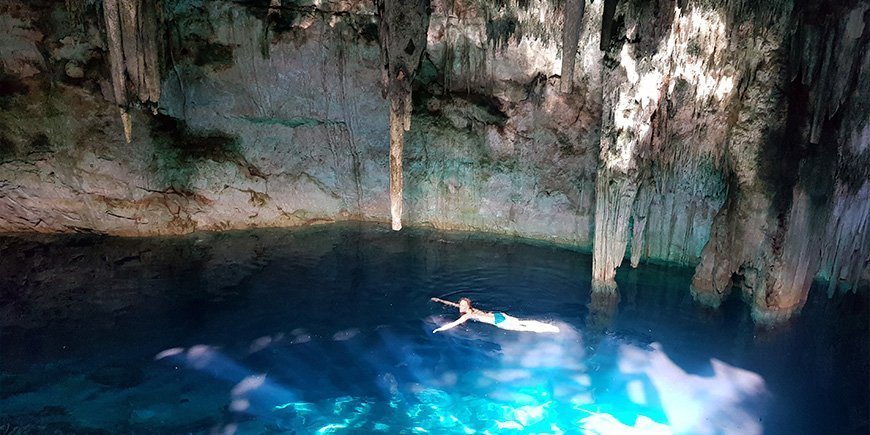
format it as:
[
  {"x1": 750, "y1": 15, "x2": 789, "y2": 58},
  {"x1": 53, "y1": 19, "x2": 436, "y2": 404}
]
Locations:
[{"x1": 1, "y1": 223, "x2": 867, "y2": 434}]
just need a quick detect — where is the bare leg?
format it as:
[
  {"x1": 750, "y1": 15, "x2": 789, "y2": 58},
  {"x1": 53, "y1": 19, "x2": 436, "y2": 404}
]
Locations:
[
  {"x1": 498, "y1": 317, "x2": 560, "y2": 333},
  {"x1": 517, "y1": 320, "x2": 560, "y2": 333}
]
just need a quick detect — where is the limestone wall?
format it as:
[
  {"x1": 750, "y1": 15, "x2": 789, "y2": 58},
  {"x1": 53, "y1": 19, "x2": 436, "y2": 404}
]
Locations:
[{"x1": 0, "y1": 0, "x2": 866, "y2": 322}]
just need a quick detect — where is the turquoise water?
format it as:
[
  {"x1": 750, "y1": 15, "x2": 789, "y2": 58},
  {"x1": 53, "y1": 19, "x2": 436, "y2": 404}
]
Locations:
[{"x1": 1, "y1": 223, "x2": 867, "y2": 434}]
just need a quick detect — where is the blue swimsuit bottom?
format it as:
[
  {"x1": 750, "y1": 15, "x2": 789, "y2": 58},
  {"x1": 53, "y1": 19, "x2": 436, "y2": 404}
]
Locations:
[{"x1": 493, "y1": 312, "x2": 506, "y2": 324}]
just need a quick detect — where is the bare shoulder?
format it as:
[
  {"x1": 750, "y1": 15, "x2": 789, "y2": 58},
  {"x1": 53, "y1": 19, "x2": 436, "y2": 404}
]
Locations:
[{"x1": 469, "y1": 309, "x2": 494, "y2": 322}]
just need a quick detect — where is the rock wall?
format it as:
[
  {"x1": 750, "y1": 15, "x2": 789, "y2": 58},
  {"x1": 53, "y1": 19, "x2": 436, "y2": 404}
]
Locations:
[
  {"x1": 0, "y1": 0, "x2": 604, "y2": 244},
  {"x1": 0, "y1": 0, "x2": 866, "y2": 322},
  {"x1": 591, "y1": 0, "x2": 869, "y2": 322}
]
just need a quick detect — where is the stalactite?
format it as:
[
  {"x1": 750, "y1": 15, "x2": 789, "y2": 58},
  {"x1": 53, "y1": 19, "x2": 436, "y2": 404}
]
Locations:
[
  {"x1": 592, "y1": 175, "x2": 637, "y2": 293},
  {"x1": 102, "y1": 0, "x2": 131, "y2": 143},
  {"x1": 560, "y1": 0, "x2": 585, "y2": 93},
  {"x1": 753, "y1": 188, "x2": 825, "y2": 322},
  {"x1": 814, "y1": 6, "x2": 869, "y2": 296},
  {"x1": 101, "y1": 0, "x2": 161, "y2": 143},
  {"x1": 600, "y1": 0, "x2": 619, "y2": 50},
  {"x1": 690, "y1": 15, "x2": 791, "y2": 313},
  {"x1": 821, "y1": 183, "x2": 870, "y2": 295},
  {"x1": 588, "y1": 0, "x2": 851, "y2": 325},
  {"x1": 139, "y1": 0, "x2": 160, "y2": 105},
  {"x1": 389, "y1": 105, "x2": 405, "y2": 230},
  {"x1": 119, "y1": 1, "x2": 142, "y2": 99},
  {"x1": 378, "y1": 0, "x2": 430, "y2": 230},
  {"x1": 590, "y1": 0, "x2": 670, "y2": 293},
  {"x1": 790, "y1": 4, "x2": 867, "y2": 144},
  {"x1": 629, "y1": 182, "x2": 652, "y2": 268},
  {"x1": 688, "y1": 0, "x2": 869, "y2": 323},
  {"x1": 475, "y1": 0, "x2": 566, "y2": 48}
]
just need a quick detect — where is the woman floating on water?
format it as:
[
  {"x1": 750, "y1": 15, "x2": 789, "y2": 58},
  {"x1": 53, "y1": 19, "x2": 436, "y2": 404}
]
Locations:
[{"x1": 431, "y1": 297, "x2": 560, "y2": 334}]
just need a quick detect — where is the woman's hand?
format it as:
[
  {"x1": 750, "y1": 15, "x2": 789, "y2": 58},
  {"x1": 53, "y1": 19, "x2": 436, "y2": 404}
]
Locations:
[{"x1": 431, "y1": 314, "x2": 469, "y2": 333}]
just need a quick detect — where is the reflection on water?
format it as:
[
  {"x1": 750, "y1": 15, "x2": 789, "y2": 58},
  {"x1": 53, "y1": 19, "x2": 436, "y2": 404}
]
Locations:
[{"x1": 0, "y1": 222, "x2": 867, "y2": 434}]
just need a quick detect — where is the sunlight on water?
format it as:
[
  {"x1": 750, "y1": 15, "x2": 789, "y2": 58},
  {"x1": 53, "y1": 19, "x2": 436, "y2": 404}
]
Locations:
[
  {"x1": 152, "y1": 319, "x2": 768, "y2": 434},
  {"x1": 1, "y1": 224, "x2": 866, "y2": 434}
]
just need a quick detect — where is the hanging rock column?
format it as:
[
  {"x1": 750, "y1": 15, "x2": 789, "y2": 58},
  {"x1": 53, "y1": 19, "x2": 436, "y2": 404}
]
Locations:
[
  {"x1": 591, "y1": 2, "x2": 671, "y2": 293},
  {"x1": 689, "y1": 3, "x2": 796, "y2": 321},
  {"x1": 691, "y1": 1, "x2": 869, "y2": 323},
  {"x1": 792, "y1": 1, "x2": 870, "y2": 299},
  {"x1": 754, "y1": 3, "x2": 866, "y2": 323},
  {"x1": 377, "y1": 0, "x2": 430, "y2": 230},
  {"x1": 559, "y1": 0, "x2": 585, "y2": 93},
  {"x1": 102, "y1": 0, "x2": 161, "y2": 143}
]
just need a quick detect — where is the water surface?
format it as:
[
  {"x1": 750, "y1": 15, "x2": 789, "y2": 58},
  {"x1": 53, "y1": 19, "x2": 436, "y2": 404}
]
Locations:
[{"x1": 1, "y1": 223, "x2": 867, "y2": 434}]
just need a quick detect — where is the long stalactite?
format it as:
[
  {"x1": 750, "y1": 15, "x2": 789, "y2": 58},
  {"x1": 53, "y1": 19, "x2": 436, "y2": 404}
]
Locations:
[
  {"x1": 377, "y1": 0, "x2": 430, "y2": 230},
  {"x1": 591, "y1": 0, "x2": 670, "y2": 293},
  {"x1": 560, "y1": 0, "x2": 585, "y2": 93},
  {"x1": 101, "y1": 0, "x2": 161, "y2": 143},
  {"x1": 102, "y1": 0, "x2": 130, "y2": 142}
]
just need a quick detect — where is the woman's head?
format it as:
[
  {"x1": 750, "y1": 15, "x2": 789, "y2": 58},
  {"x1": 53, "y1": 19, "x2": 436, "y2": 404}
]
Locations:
[{"x1": 459, "y1": 297, "x2": 472, "y2": 313}]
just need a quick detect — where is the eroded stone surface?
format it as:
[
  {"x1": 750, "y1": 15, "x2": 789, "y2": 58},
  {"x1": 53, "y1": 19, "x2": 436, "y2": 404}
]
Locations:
[{"x1": 0, "y1": 0, "x2": 866, "y2": 323}]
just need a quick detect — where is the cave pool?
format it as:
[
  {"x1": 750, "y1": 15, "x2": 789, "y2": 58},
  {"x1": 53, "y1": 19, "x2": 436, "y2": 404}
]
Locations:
[{"x1": 1, "y1": 222, "x2": 867, "y2": 434}]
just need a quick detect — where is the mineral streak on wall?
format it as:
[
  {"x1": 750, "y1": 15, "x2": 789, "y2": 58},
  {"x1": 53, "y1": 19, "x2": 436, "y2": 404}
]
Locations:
[{"x1": 378, "y1": 0, "x2": 430, "y2": 230}]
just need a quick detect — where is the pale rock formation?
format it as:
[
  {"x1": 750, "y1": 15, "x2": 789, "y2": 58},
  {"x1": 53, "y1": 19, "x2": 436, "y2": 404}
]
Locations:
[
  {"x1": 378, "y1": 0, "x2": 429, "y2": 230},
  {"x1": 412, "y1": 0, "x2": 602, "y2": 244},
  {"x1": 690, "y1": 9, "x2": 792, "y2": 312},
  {"x1": 691, "y1": 0, "x2": 870, "y2": 323},
  {"x1": 102, "y1": 0, "x2": 161, "y2": 143},
  {"x1": 589, "y1": 0, "x2": 869, "y2": 322},
  {"x1": 587, "y1": 3, "x2": 664, "y2": 291}
]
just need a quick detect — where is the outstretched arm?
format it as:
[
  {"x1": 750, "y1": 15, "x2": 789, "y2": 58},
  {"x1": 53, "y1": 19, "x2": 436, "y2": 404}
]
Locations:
[
  {"x1": 431, "y1": 297, "x2": 460, "y2": 308},
  {"x1": 433, "y1": 314, "x2": 470, "y2": 333}
]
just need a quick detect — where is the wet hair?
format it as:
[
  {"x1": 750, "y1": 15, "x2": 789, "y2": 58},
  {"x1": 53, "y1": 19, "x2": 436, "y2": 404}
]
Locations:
[{"x1": 459, "y1": 297, "x2": 472, "y2": 308}]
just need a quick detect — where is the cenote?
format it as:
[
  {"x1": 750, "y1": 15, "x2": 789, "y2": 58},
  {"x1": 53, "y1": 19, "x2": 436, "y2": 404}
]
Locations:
[
  {"x1": 1, "y1": 0, "x2": 869, "y2": 433},
  {"x1": 1, "y1": 223, "x2": 867, "y2": 434}
]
